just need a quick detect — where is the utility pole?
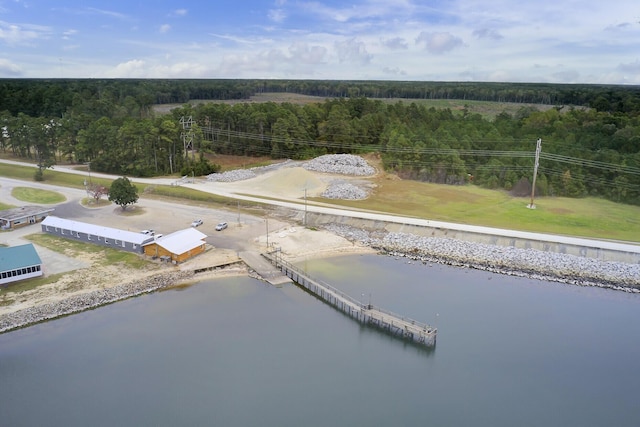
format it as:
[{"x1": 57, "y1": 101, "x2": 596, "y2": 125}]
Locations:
[
  {"x1": 304, "y1": 188, "x2": 307, "y2": 227},
  {"x1": 528, "y1": 138, "x2": 542, "y2": 209}
]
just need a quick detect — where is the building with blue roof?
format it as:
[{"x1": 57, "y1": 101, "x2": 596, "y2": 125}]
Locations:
[{"x1": 0, "y1": 243, "x2": 43, "y2": 286}]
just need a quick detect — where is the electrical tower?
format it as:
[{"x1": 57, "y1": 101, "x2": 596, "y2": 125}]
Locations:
[
  {"x1": 180, "y1": 116, "x2": 193, "y2": 159},
  {"x1": 527, "y1": 138, "x2": 542, "y2": 209}
]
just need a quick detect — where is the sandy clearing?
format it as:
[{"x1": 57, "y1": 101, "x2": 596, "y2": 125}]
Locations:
[{"x1": 216, "y1": 166, "x2": 329, "y2": 198}]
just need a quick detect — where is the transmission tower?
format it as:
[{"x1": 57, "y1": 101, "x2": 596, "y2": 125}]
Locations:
[{"x1": 180, "y1": 116, "x2": 193, "y2": 159}]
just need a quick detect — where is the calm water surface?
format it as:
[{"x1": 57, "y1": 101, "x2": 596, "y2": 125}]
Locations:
[{"x1": 1, "y1": 254, "x2": 639, "y2": 427}]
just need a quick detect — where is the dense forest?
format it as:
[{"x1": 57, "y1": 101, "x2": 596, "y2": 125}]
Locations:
[{"x1": 1, "y1": 79, "x2": 639, "y2": 204}]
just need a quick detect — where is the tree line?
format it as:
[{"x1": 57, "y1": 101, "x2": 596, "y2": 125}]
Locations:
[{"x1": 1, "y1": 79, "x2": 639, "y2": 204}]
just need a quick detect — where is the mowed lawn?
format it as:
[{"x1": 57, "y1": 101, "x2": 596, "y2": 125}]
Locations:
[{"x1": 320, "y1": 178, "x2": 640, "y2": 243}]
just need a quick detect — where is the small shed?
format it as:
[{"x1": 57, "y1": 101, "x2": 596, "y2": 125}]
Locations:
[
  {"x1": 143, "y1": 228, "x2": 207, "y2": 263},
  {"x1": 0, "y1": 244, "x2": 43, "y2": 286},
  {"x1": 41, "y1": 216, "x2": 154, "y2": 254},
  {"x1": 0, "y1": 206, "x2": 55, "y2": 230}
]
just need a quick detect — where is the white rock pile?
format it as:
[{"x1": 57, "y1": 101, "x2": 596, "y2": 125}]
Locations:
[
  {"x1": 322, "y1": 180, "x2": 369, "y2": 200},
  {"x1": 207, "y1": 160, "x2": 296, "y2": 182},
  {"x1": 303, "y1": 154, "x2": 375, "y2": 176},
  {"x1": 206, "y1": 169, "x2": 257, "y2": 182},
  {"x1": 324, "y1": 224, "x2": 640, "y2": 292}
]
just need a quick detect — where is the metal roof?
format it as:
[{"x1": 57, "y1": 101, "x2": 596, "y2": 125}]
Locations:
[
  {"x1": 151, "y1": 228, "x2": 207, "y2": 254},
  {"x1": 0, "y1": 244, "x2": 42, "y2": 272},
  {"x1": 0, "y1": 206, "x2": 55, "y2": 221},
  {"x1": 41, "y1": 216, "x2": 154, "y2": 245}
]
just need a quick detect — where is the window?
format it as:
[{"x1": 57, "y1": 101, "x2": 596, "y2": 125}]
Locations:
[{"x1": 105, "y1": 239, "x2": 110, "y2": 244}]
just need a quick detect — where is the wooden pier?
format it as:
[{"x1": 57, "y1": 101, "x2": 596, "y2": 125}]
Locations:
[{"x1": 263, "y1": 252, "x2": 437, "y2": 347}]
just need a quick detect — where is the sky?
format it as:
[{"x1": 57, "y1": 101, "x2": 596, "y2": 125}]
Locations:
[{"x1": 1, "y1": 0, "x2": 639, "y2": 84}]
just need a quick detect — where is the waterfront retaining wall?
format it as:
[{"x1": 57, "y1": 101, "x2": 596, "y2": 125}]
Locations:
[{"x1": 302, "y1": 212, "x2": 640, "y2": 264}]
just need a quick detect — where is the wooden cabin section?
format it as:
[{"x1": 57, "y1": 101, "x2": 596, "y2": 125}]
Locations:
[{"x1": 143, "y1": 228, "x2": 208, "y2": 263}]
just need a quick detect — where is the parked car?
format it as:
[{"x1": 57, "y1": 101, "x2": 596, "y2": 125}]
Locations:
[
  {"x1": 140, "y1": 229, "x2": 154, "y2": 235},
  {"x1": 215, "y1": 222, "x2": 228, "y2": 231},
  {"x1": 191, "y1": 219, "x2": 203, "y2": 227}
]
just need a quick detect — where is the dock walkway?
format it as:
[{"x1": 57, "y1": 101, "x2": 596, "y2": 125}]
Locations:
[{"x1": 263, "y1": 251, "x2": 437, "y2": 347}]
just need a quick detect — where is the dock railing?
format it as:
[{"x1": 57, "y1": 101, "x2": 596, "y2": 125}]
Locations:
[{"x1": 264, "y1": 250, "x2": 437, "y2": 347}]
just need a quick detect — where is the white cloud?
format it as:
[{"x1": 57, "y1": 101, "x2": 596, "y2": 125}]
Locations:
[
  {"x1": 472, "y1": 28, "x2": 503, "y2": 40},
  {"x1": 288, "y1": 42, "x2": 327, "y2": 64},
  {"x1": 173, "y1": 9, "x2": 188, "y2": 17},
  {"x1": 382, "y1": 66, "x2": 407, "y2": 76},
  {"x1": 415, "y1": 32, "x2": 464, "y2": 54},
  {"x1": 159, "y1": 24, "x2": 171, "y2": 34},
  {"x1": 381, "y1": 37, "x2": 408, "y2": 50},
  {"x1": 84, "y1": 7, "x2": 131, "y2": 22},
  {"x1": 268, "y1": 9, "x2": 287, "y2": 23},
  {"x1": 62, "y1": 29, "x2": 77, "y2": 40},
  {"x1": 335, "y1": 37, "x2": 372, "y2": 64},
  {"x1": 0, "y1": 21, "x2": 51, "y2": 45},
  {"x1": 105, "y1": 59, "x2": 147, "y2": 78},
  {"x1": 0, "y1": 58, "x2": 23, "y2": 76}
]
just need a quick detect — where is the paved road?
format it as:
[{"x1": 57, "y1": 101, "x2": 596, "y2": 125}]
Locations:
[{"x1": 3, "y1": 158, "x2": 640, "y2": 256}]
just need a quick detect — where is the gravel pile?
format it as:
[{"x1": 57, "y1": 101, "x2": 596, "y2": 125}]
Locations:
[
  {"x1": 303, "y1": 154, "x2": 375, "y2": 176},
  {"x1": 206, "y1": 155, "x2": 375, "y2": 200},
  {"x1": 324, "y1": 224, "x2": 640, "y2": 292},
  {"x1": 207, "y1": 169, "x2": 257, "y2": 182},
  {"x1": 322, "y1": 180, "x2": 369, "y2": 200},
  {"x1": 207, "y1": 160, "x2": 296, "y2": 182},
  {"x1": 0, "y1": 270, "x2": 194, "y2": 334}
]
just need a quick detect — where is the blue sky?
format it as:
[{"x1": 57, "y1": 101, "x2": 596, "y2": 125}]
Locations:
[{"x1": 1, "y1": 0, "x2": 639, "y2": 83}]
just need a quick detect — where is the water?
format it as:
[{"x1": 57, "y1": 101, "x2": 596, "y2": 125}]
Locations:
[{"x1": 1, "y1": 254, "x2": 639, "y2": 427}]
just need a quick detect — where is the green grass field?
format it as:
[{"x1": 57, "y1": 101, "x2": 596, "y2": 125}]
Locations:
[
  {"x1": 11, "y1": 187, "x2": 66, "y2": 204},
  {"x1": 311, "y1": 178, "x2": 640, "y2": 243}
]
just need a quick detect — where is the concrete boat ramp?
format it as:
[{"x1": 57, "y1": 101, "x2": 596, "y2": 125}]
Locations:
[{"x1": 238, "y1": 251, "x2": 293, "y2": 287}]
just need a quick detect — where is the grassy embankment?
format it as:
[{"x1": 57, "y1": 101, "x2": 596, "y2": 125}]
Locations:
[{"x1": 319, "y1": 178, "x2": 640, "y2": 243}]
